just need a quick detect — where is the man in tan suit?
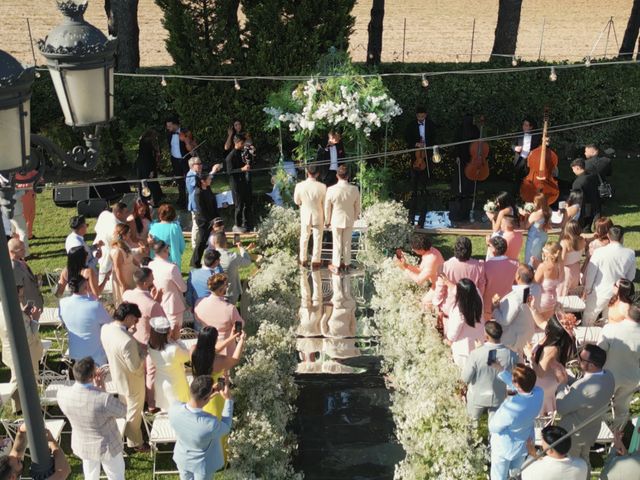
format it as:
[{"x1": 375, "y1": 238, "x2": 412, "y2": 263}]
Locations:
[
  {"x1": 101, "y1": 302, "x2": 148, "y2": 451},
  {"x1": 294, "y1": 166, "x2": 327, "y2": 268},
  {"x1": 324, "y1": 165, "x2": 360, "y2": 274}
]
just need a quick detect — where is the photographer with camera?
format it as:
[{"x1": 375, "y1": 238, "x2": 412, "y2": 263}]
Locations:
[{"x1": 225, "y1": 134, "x2": 252, "y2": 233}]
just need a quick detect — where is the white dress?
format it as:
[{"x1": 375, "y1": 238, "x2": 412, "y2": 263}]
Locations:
[{"x1": 148, "y1": 341, "x2": 191, "y2": 412}]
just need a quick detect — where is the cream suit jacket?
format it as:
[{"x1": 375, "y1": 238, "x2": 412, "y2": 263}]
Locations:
[
  {"x1": 294, "y1": 178, "x2": 327, "y2": 227},
  {"x1": 324, "y1": 180, "x2": 360, "y2": 229},
  {"x1": 101, "y1": 322, "x2": 145, "y2": 398}
]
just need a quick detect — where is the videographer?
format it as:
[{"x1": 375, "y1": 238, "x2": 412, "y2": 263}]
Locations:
[{"x1": 225, "y1": 134, "x2": 252, "y2": 233}]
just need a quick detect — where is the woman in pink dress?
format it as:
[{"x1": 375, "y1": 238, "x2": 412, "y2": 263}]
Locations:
[
  {"x1": 530, "y1": 316, "x2": 575, "y2": 415},
  {"x1": 194, "y1": 273, "x2": 244, "y2": 356},
  {"x1": 607, "y1": 278, "x2": 635, "y2": 324},
  {"x1": 534, "y1": 241, "x2": 563, "y2": 324},
  {"x1": 557, "y1": 220, "x2": 586, "y2": 297},
  {"x1": 443, "y1": 278, "x2": 484, "y2": 368}
]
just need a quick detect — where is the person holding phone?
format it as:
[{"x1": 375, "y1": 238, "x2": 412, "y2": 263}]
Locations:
[
  {"x1": 461, "y1": 321, "x2": 519, "y2": 421},
  {"x1": 211, "y1": 232, "x2": 253, "y2": 305},
  {"x1": 395, "y1": 233, "x2": 444, "y2": 309}
]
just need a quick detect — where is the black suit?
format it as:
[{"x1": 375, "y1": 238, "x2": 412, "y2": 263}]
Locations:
[
  {"x1": 404, "y1": 118, "x2": 436, "y2": 225},
  {"x1": 572, "y1": 172, "x2": 601, "y2": 231},
  {"x1": 316, "y1": 141, "x2": 345, "y2": 187},
  {"x1": 167, "y1": 129, "x2": 191, "y2": 207},
  {"x1": 190, "y1": 186, "x2": 219, "y2": 268},
  {"x1": 585, "y1": 156, "x2": 612, "y2": 177},
  {"x1": 511, "y1": 133, "x2": 542, "y2": 194},
  {"x1": 226, "y1": 149, "x2": 251, "y2": 229}
]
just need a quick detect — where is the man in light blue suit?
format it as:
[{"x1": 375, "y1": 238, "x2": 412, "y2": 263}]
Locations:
[
  {"x1": 169, "y1": 375, "x2": 233, "y2": 479},
  {"x1": 489, "y1": 363, "x2": 543, "y2": 480}
]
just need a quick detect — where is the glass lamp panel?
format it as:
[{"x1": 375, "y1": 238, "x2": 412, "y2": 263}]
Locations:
[
  {"x1": 49, "y1": 69, "x2": 73, "y2": 126},
  {"x1": 0, "y1": 103, "x2": 27, "y2": 171},
  {"x1": 108, "y1": 66, "x2": 114, "y2": 120},
  {"x1": 64, "y1": 67, "x2": 110, "y2": 126}
]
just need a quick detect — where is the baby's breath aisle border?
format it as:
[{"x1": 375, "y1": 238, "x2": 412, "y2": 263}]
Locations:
[
  {"x1": 359, "y1": 201, "x2": 488, "y2": 480},
  {"x1": 221, "y1": 206, "x2": 303, "y2": 480}
]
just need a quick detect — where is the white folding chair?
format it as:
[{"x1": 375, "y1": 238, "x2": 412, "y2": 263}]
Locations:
[
  {"x1": 574, "y1": 326, "x2": 603, "y2": 345},
  {"x1": 143, "y1": 412, "x2": 178, "y2": 478},
  {"x1": 0, "y1": 383, "x2": 17, "y2": 407},
  {"x1": 38, "y1": 369, "x2": 72, "y2": 417},
  {"x1": 0, "y1": 418, "x2": 65, "y2": 459},
  {"x1": 179, "y1": 327, "x2": 198, "y2": 340}
]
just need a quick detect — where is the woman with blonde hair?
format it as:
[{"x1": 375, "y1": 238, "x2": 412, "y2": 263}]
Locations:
[
  {"x1": 110, "y1": 223, "x2": 138, "y2": 304},
  {"x1": 524, "y1": 193, "x2": 552, "y2": 266},
  {"x1": 557, "y1": 220, "x2": 586, "y2": 297},
  {"x1": 534, "y1": 241, "x2": 564, "y2": 321}
]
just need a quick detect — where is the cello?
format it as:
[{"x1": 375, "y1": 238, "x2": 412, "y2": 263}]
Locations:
[
  {"x1": 520, "y1": 108, "x2": 559, "y2": 204},
  {"x1": 465, "y1": 116, "x2": 490, "y2": 181}
]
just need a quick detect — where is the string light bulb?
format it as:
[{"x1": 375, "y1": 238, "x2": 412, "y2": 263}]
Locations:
[
  {"x1": 511, "y1": 55, "x2": 518, "y2": 66},
  {"x1": 160, "y1": 76, "x2": 167, "y2": 87},
  {"x1": 432, "y1": 146, "x2": 442, "y2": 164},
  {"x1": 549, "y1": 67, "x2": 557, "y2": 82},
  {"x1": 234, "y1": 78, "x2": 241, "y2": 91},
  {"x1": 455, "y1": 54, "x2": 459, "y2": 64},
  {"x1": 141, "y1": 180, "x2": 151, "y2": 199},
  {"x1": 585, "y1": 57, "x2": 591, "y2": 67},
  {"x1": 421, "y1": 74, "x2": 429, "y2": 88}
]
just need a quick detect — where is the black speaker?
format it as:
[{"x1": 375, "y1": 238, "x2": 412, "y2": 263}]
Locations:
[
  {"x1": 449, "y1": 197, "x2": 471, "y2": 222},
  {"x1": 53, "y1": 186, "x2": 90, "y2": 207},
  {"x1": 77, "y1": 199, "x2": 109, "y2": 218}
]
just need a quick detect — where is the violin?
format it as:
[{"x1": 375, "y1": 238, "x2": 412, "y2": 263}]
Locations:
[
  {"x1": 464, "y1": 116, "x2": 490, "y2": 181},
  {"x1": 412, "y1": 141, "x2": 427, "y2": 171},
  {"x1": 179, "y1": 128, "x2": 197, "y2": 153},
  {"x1": 520, "y1": 108, "x2": 559, "y2": 204}
]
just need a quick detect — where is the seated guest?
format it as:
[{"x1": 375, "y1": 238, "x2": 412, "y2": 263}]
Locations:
[
  {"x1": 59, "y1": 277, "x2": 112, "y2": 366},
  {"x1": 607, "y1": 278, "x2": 635, "y2": 324},
  {"x1": 395, "y1": 232, "x2": 444, "y2": 308},
  {"x1": 169, "y1": 375, "x2": 234, "y2": 478},
  {"x1": 147, "y1": 316, "x2": 191, "y2": 412},
  {"x1": 598, "y1": 300, "x2": 640, "y2": 431},
  {"x1": 433, "y1": 236, "x2": 486, "y2": 315},
  {"x1": 194, "y1": 274, "x2": 244, "y2": 356},
  {"x1": 443, "y1": 278, "x2": 484, "y2": 368},
  {"x1": 186, "y1": 249, "x2": 223, "y2": 309},
  {"x1": 149, "y1": 240, "x2": 187, "y2": 339},
  {"x1": 521, "y1": 425, "x2": 588, "y2": 480},
  {"x1": 499, "y1": 215, "x2": 523, "y2": 261},
  {"x1": 492, "y1": 264, "x2": 539, "y2": 356},
  {"x1": 211, "y1": 232, "x2": 253, "y2": 306},
  {"x1": 57, "y1": 357, "x2": 127, "y2": 480},
  {"x1": 483, "y1": 237, "x2": 518, "y2": 320},
  {"x1": 461, "y1": 321, "x2": 518, "y2": 421},
  {"x1": 489, "y1": 364, "x2": 543, "y2": 480},
  {"x1": 556, "y1": 344, "x2": 615, "y2": 472}
]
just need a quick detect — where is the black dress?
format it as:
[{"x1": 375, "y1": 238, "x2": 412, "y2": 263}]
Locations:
[
  {"x1": 190, "y1": 185, "x2": 219, "y2": 268},
  {"x1": 136, "y1": 137, "x2": 163, "y2": 205}
]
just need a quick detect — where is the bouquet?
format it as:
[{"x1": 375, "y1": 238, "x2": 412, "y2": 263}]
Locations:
[
  {"x1": 518, "y1": 202, "x2": 536, "y2": 216},
  {"x1": 483, "y1": 200, "x2": 497, "y2": 214}
]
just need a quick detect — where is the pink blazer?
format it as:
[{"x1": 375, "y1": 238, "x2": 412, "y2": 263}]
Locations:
[
  {"x1": 194, "y1": 295, "x2": 244, "y2": 355},
  {"x1": 149, "y1": 258, "x2": 187, "y2": 316},
  {"x1": 502, "y1": 230, "x2": 524, "y2": 261},
  {"x1": 482, "y1": 257, "x2": 518, "y2": 320},
  {"x1": 122, "y1": 288, "x2": 166, "y2": 345},
  {"x1": 434, "y1": 257, "x2": 487, "y2": 314}
]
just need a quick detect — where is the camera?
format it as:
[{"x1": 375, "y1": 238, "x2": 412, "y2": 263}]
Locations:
[{"x1": 241, "y1": 142, "x2": 256, "y2": 166}]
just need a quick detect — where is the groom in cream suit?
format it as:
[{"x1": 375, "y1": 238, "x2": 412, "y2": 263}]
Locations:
[
  {"x1": 294, "y1": 166, "x2": 327, "y2": 268},
  {"x1": 324, "y1": 165, "x2": 360, "y2": 274}
]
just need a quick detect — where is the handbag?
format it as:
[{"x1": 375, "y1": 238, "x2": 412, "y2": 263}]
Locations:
[{"x1": 597, "y1": 173, "x2": 613, "y2": 199}]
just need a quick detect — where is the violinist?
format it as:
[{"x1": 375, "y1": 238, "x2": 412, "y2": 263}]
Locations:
[
  {"x1": 405, "y1": 105, "x2": 436, "y2": 225},
  {"x1": 165, "y1": 114, "x2": 195, "y2": 209},
  {"x1": 316, "y1": 130, "x2": 345, "y2": 187},
  {"x1": 512, "y1": 118, "x2": 541, "y2": 191}
]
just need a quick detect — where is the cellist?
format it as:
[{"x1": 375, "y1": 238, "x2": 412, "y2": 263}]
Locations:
[
  {"x1": 405, "y1": 105, "x2": 436, "y2": 225},
  {"x1": 511, "y1": 117, "x2": 541, "y2": 194}
]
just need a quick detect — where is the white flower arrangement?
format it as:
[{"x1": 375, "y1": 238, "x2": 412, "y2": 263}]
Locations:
[
  {"x1": 483, "y1": 200, "x2": 497, "y2": 214},
  {"x1": 357, "y1": 201, "x2": 413, "y2": 267},
  {"x1": 256, "y1": 205, "x2": 300, "y2": 257}
]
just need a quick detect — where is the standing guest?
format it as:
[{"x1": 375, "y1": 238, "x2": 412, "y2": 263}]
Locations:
[
  {"x1": 128, "y1": 198, "x2": 152, "y2": 246},
  {"x1": 521, "y1": 425, "x2": 588, "y2": 480},
  {"x1": 14, "y1": 170, "x2": 38, "y2": 240},
  {"x1": 169, "y1": 375, "x2": 234, "y2": 479},
  {"x1": 512, "y1": 117, "x2": 541, "y2": 190},
  {"x1": 533, "y1": 241, "x2": 563, "y2": 322},
  {"x1": 586, "y1": 216, "x2": 613, "y2": 258},
  {"x1": 165, "y1": 115, "x2": 193, "y2": 208},
  {"x1": 57, "y1": 357, "x2": 127, "y2": 480},
  {"x1": 110, "y1": 224, "x2": 138, "y2": 305},
  {"x1": 194, "y1": 273, "x2": 244, "y2": 356},
  {"x1": 56, "y1": 246, "x2": 108, "y2": 299},
  {"x1": 443, "y1": 278, "x2": 484, "y2": 368},
  {"x1": 94, "y1": 202, "x2": 129, "y2": 284},
  {"x1": 187, "y1": 249, "x2": 223, "y2": 310},
  {"x1": 598, "y1": 300, "x2": 640, "y2": 430},
  {"x1": 294, "y1": 165, "x2": 327, "y2": 268},
  {"x1": 0, "y1": 286, "x2": 44, "y2": 413},
  {"x1": 498, "y1": 216, "x2": 523, "y2": 261},
  {"x1": 557, "y1": 220, "x2": 585, "y2": 297},
  {"x1": 523, "y1": 193, "x2": 551, "y2": 266},
  {"x1": 583, "y1": 225, "x2": 636, "y2": 325},
  {"x1": 317, "y1": 130, "x2": 346, "y2": 187},
  {"x1": 60, "y1": 277, "x2": 112, "y2": 366},
  {"x1": 462, "y1": 321, "x2": 518, "y2": 421},
  {"x1": 147, "y1": 316, "x2": 190, "y2": 412},
  {"x1": 433, "y1": 236, "x2": 486, "y2": 315},
  {"x1": 606, "y1": 279, "x2": 635, "y2": 324},
  {"x1": 66, "y1": 214, "x2": 101, "y2": 274},
  {"x1": 224, "y1": 119, "x2": 244, "y2": 152},
  {"x1": 101, "y1": 302, "x2": 148, "y2": 452},
  {"x1": 122, "y1": 267, "x2": 165, "y2": 411},
  {"x1": 8, "y1": 238, "x2": 43, "y2": 309},
  {"x1": 529, "y1": 316, "x2": 575, "y2": 415},
  {"x1": 559, "y1": 189, "x2": 583, "y2": 229},
  {"x1": 483, "y1": 237, "x2": 518, "y2": 320},
  {"x1": 149, "y1": 241, "x2": 187, "y2": 339},
  {"x1": 136, "y1": 128, "x2": 163, "y2": 206},
  {"x1": 584, "y1": 143, "x2": 612, "y2": 177},
  {"x1": 324, "y1": 165, "x2": 361, "y2": 274},
  {"x1": 205, "y1": 217, "x2": 226, "y2": 251},
  {"x1": 492, "y1": 264, "x2": 539, "y2": 356},
  {"x1": 225, "y1": 133, "x2": 252, "y2": 233},
  {"x1": 490, "y1": 192, "x2": 517, "y2": 233},
  {"x1": 186, "y1": 156, "x2": 204, "y2": 248},
  {"x1": 149, "y1": 203, "x2": 185, "y2": 267},
  {"x1": 488, "y1": 364, "x2": 543, "y2": 480},
  {"x1": 395, "y1": 232, "x2": 444, "y2": 308},
  {"x1": 405, "y1": 105, "x2": 436, "y2": 225},
  {"x1": 570, "y1": 158, "x2": 600, "y2": 232},
  {"x1": 556, "y1": 344, "x2": 615, "y2": 471},
  {"x1": 211, "y1": 233, "x2": 252, "y2": 306},
  {"x1": 191, "y1": 173, "x2": 220, "y2": 269}
]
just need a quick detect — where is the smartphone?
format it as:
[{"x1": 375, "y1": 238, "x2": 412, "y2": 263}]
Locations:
[
  {"x1": 234, "y1": 321, "x2": 243, "y2": 335},
  {"x1": 487, "y1": 349, "x2": 497, "y2": 366},
  {"x1": 25, "y1": 300, "x2": 35, "y2": 315},
  {"x1": 217, "y1": 378, "x2": 226, "y2": 391},
  {"x1": 233, "y1": 233, "x2": 241, "y2": 245}
]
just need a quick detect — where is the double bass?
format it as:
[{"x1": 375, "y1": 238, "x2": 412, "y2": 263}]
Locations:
[
  {"x1": 520, "y1": 108, "x2": 559, "y2": 204},
  {"x1": 464, "y1": 116, "x2": 490, "y2": 181}
]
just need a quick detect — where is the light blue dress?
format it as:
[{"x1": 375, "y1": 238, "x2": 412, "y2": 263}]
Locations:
[
  {"x1": 149, "y1": 221, "x2": 186, "y2": 267},
  {"x1": 524, "y1": 218, "x2": 547, "y2": 266}
]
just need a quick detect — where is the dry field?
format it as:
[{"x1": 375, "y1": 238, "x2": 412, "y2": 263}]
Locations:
[{"x1": 1, "y1": 0, "x2": 636, "y2": 66}]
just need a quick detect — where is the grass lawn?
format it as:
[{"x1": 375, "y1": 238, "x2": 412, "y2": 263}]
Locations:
[{"x1": 2, "y1": 152, "x2": 639, "y2": 478}]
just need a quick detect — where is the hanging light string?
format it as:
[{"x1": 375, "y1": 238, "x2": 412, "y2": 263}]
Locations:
[{"x1": 32, "y1": 110, "x2": 640, "y2": 192}]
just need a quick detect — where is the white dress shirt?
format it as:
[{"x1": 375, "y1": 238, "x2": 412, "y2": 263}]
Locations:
[
  {"x1": 521, "y1": 133, "x2": 532, "y2": 158},
  {"x1": 170, "y1": 132, "x2": 181, "y2": 158},
  {"x1": 521, "y1": 455, "x2": 588, "y2": 480},
  {"x1": 328, "y1": 145, "x2": 338, "y2": 171},
  {"x1": 418, "y1": 122, "x2": 425, "y2": 142}
]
